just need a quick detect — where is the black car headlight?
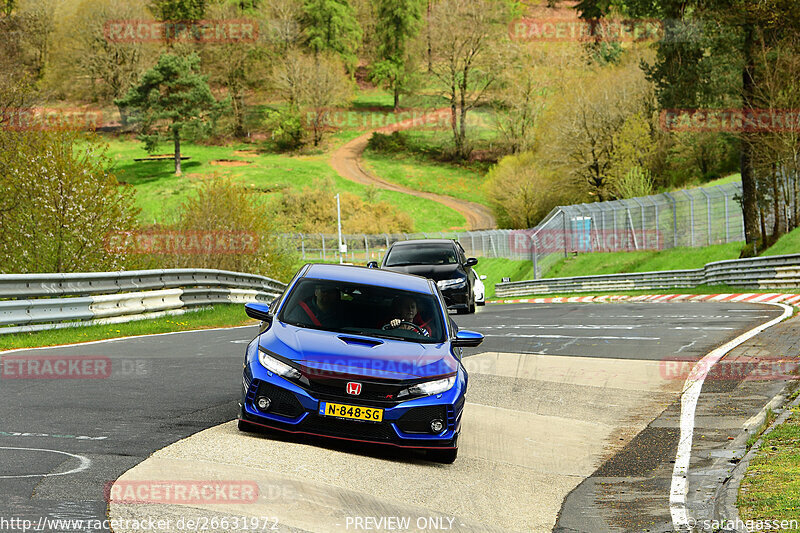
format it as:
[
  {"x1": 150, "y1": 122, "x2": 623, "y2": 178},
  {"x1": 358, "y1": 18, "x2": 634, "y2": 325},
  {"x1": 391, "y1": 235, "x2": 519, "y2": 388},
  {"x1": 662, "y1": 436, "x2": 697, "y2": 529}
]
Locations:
[
  {"x1": 397, "y1": 375, "x2": 456, "y2": 399},
  {"x1": 258, "y1": 348, "x2": 302, "y2": 380},
  {"x1": 436, "y1": 278, "x2": 466, "y2": 290}
]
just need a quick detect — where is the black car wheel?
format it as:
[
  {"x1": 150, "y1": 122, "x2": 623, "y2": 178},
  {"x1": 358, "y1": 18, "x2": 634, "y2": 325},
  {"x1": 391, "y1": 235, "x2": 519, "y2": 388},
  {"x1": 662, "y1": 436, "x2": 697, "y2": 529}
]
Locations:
[{"x1": 427, "y1": 447, "x2": 458, "y2": 464}]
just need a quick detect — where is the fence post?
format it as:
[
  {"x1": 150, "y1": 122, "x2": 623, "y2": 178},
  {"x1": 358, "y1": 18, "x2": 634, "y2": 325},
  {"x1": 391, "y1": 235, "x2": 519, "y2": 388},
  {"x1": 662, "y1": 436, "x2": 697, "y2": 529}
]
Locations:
[
  {"x1": 364, "y1": 234, "x2": 368, "y2": 261},
  {"x1": 724, "y1": 192, "x2": 730, "y2": 243},
  {"x1": 683, "y1": 190, "x2": 695, "y2": 247},
  {"x1": 300, "y1": 233, "x2": 305, "y2": 260},
  {"x1": 531, "y1": 234, "x2": 539, "y2": 280},
  {"x1": 699, "y1": 187, "x2": 712, "y2": 245},
  {"x1": 320, "y1": 234, "x2": 326, "y2": 261},
  {"x1": 664, "y1": 192, "x2": 678, "y2": 247},
  {"x1": 562, "y1": 209, "x2": 568, "y2": 257},
  {"x1": 631, "y1": 197, "x2": 645, "y2": 248}
]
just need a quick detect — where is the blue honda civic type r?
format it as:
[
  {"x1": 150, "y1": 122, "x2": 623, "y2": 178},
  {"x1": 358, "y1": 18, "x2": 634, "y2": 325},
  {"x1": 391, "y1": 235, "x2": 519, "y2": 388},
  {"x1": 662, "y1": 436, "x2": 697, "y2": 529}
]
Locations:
[{"x1": 237, "y1": 263, "x2": 483, "y2": 463}]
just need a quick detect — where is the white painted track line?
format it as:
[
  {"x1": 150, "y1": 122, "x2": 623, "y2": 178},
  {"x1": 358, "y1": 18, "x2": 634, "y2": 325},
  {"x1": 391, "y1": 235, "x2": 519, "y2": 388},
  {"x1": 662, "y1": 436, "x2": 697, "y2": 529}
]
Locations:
[{"x1": 669, "y1": 303, "x2": 792, "y2": 531}]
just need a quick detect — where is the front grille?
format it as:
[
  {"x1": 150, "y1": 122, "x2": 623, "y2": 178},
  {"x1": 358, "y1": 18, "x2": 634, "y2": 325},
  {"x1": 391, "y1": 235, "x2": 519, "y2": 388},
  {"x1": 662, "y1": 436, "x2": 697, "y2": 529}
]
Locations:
[
  {"x1": 302, "y1": 415, "x2": 396, "y2": 441},
  {"x1": 304, "y1": 374, "x2": 412, "y2": 405},
  {"x1": 255, "y1": 381, "x2": 305, "y2": 418},
  {"x1": 397, "y1": 406, "x2": 447, "y2": 434}
]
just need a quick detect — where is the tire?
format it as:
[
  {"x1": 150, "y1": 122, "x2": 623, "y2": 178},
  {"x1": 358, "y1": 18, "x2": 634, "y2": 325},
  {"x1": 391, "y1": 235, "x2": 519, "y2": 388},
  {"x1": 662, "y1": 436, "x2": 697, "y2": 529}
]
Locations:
[
  {"x1": 428, "y1": 447, "x2": 458, "y2": 464},
  {"x1": 468, "y1": 299, "x2": 476, "y2": 314},
  {"x1": 237, "y1": 419, "x2": 260, "y2": 433}
]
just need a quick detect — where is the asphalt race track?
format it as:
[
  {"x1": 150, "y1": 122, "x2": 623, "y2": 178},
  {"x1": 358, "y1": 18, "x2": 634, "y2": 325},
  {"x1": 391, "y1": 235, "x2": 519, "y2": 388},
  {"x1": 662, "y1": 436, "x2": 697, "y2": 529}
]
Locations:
[{"x1": 0, "y1": 302, "x2": 782, "y2": 533}]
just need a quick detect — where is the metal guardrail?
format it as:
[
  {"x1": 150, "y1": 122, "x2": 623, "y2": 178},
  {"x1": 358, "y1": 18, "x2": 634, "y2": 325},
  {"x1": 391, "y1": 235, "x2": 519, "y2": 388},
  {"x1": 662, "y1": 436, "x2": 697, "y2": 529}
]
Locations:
[
  {"x1": 0, "y1": 269, "x2": 286, "y2": 335},
  {"x1": 494, "y1": 254, "x2": 800, "y2": 297}
]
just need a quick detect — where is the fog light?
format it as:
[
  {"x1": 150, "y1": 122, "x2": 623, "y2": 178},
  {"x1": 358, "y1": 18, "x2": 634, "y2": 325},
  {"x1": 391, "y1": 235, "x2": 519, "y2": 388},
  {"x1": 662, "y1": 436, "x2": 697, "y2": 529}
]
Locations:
[
  {"x1": 256, "y1": 396, "x2": 271, "y2": 411},
  {"x1": 430, "y1": 419, "x2": 444, "y2": 433}
]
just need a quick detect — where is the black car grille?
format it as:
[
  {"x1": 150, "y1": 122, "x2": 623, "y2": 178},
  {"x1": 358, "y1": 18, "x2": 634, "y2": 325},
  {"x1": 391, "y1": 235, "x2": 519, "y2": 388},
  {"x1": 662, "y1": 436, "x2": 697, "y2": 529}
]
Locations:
[
  {"x1": 303, "y1": 374, "x2": 414, "y2": 406},
  {"x1": 396, "y1": 406, "x2": 447, "y2": 434},
  {"x1": 302, "y1": 415, "x2": 396, "y2": 441},
  {"x1": 254, "y1": 380, "x2": 305, "y2": 418}
]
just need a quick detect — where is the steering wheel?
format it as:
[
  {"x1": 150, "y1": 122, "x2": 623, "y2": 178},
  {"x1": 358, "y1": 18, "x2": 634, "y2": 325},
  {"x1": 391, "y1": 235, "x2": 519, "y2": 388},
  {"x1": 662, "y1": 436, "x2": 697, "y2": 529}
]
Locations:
[{"x1": 381, "y1": 320, "x2": 425, "y2": 334}]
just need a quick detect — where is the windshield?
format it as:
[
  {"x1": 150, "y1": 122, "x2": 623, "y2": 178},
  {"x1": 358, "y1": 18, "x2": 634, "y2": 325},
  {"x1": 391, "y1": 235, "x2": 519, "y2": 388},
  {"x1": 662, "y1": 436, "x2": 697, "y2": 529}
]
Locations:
[
  {"x1": 278, "y1": 278, "x2": 445, "y2": 343},
  {"x1": 384, "y1": 244, "x2": 458, "y2": 267}
]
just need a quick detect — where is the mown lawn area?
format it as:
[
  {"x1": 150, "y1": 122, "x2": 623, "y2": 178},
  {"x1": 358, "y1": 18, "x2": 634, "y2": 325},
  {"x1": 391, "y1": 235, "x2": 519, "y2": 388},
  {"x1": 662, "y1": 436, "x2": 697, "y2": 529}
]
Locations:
[
  {"x1": 104, "y1": 137, "x2": 466, "y2": 232},
  {"x1": 543, "y1": 242, "x2": 744, "y2": 278}
]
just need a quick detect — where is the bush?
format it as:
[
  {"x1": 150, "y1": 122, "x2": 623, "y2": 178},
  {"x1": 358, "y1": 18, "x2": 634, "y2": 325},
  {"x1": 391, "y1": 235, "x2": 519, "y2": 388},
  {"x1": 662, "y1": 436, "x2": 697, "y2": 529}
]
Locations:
[
  {"x1": 165, "y1": 177, "x2": 298, "y2": 281},
  {"x1": 271, "y1": 181, "x2": 414, "y2": 234},
  {"x1": 366, "y1": 131, "x2": 408, "y2": 153},
  {"x1": 263, "y1": 108, "x2": 306, "y2": 151},
  {"x1": 0, "y1": 129, "x2": 139, "y2": 273}
]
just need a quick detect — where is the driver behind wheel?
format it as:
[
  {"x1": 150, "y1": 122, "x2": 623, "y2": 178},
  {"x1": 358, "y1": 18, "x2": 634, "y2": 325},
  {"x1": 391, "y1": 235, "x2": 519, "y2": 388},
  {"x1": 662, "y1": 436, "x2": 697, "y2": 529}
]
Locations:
[{"x1": 384, "y1": 295, "x2": 431, "y2": 337}]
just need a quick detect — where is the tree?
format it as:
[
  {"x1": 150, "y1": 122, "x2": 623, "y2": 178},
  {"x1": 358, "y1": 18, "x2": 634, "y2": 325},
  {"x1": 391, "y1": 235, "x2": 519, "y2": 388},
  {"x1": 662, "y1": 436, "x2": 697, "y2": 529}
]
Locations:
[
  {"x1": 301, "y1": 0, "x2": 362, "y2": 73},
  {"x1": 485, "y1": 152, "x2": 575, "y2": 229},
  {"x1": 0, "y1": 129, "x2": 139, "y2": 273},
  {"x1": 427, "y1": 0, "x2": 511, "y2": 159},
  {"x1": 148, "y1": 0, "x2": 206, "y2": 21},
  {"x1": 607, "y1": 112, "x2": 657, "y2": 198},
  {"x1": 116, "y1": 53, "x2": 228, "y2": 176},
  {"x1": 272, "y1": 51, "x2": 351, "y2": 146},
  {"x1": 200, "y1": 1, "x2": 271, "y2": 137},
  {"x1": 544, "y1": 59, "x2": 654, "y2": 201},
  {"x1": 48, "y1": 0, "x2": 155, "y2": 122},
  {"x1": 370, "y1": 0, "x2": 423, "y2": 109},
  {"x1": 588, "y1": 0, "x2": 800, "y2": 250}
]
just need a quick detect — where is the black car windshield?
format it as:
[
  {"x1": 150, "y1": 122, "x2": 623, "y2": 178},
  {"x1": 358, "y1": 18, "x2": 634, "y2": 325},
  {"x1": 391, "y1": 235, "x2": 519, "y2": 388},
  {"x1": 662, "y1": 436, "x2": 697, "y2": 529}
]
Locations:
[
  {"x1": 278, "y1": 278, "x2": 446, "y2": 343},
  {"x1": 384, "y1": 244, "x2": 458, "y2": 267}
]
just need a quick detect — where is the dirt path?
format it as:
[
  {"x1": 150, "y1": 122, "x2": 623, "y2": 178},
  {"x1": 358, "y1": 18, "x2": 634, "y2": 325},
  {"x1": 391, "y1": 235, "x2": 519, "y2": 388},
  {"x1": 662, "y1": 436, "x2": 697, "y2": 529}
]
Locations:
[{"x1": 329, "y1": 108, "x2": 497, "y2": 230}]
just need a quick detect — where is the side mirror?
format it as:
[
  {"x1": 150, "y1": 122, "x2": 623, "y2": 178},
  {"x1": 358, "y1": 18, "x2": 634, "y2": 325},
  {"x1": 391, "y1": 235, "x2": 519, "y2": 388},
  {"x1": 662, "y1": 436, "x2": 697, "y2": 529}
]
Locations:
[
  {"x1": 366, "y1": 261, "x2": 378, "y2": 269},
  {"x1": 245, "y1": 302, "x2": 272, "y2": 322},
  {"x1": 479, "y1": 274, "x2": 487, "y2": 280},
  {"x1": 451, "y1": 330, "x2": 483, "y2": 348},
  {"x1": 464, "y1": 257, "x2": 478, "y2": 268}
]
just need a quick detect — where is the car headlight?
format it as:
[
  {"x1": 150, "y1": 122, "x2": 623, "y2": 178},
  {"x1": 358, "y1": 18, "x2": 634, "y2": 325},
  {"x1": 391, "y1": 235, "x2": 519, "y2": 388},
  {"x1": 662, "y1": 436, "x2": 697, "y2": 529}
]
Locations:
[
  {"x1": 397, "y1": 375, "x2": 456, "y2": 399},
  {"x1": 258, "y1": 348, "x2": 302, "y2": 380},
  {"x1": 437, "y1": 278, "x2": 466, "y2": 289}
]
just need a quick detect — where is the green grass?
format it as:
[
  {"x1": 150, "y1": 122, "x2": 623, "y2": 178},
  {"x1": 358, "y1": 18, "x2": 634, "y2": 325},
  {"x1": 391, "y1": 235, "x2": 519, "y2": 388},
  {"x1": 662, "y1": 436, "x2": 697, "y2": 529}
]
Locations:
[
  {"x1": 473, "y1": 257, "x2": 535, "y2": 299},
  {"x1": 0, "y1": 305, "x2": 255, "y2": 351},
  {"x1": 763, "y1": 226, "x2": 800, "y2": 257},
  {"x1": 739, "y1": 407, "x2": 800, "y2": 522},
  {"x1": 104, "y1": 137, "x2": 465, "y2": 231},
  {"x1": 362, "y1": 150, "x2": 490, "y2": 206},
  {"x1": 543, "y1": 243, "x2": 744, "y2": 279}
]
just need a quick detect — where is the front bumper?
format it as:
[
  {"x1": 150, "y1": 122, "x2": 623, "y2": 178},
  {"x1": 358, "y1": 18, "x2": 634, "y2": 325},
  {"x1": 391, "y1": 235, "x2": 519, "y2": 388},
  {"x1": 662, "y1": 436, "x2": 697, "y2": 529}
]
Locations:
[
  {"x1": 239, "y1": 370, "x2": 464, "y2": 450},
  {"x1": 439, "y1": 285, "x2": 470, "y2": 310}
]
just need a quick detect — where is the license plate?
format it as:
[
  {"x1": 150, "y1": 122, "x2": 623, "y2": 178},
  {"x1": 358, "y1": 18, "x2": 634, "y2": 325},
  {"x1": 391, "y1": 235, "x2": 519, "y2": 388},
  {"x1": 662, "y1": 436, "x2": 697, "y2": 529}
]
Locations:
[{"x1": 319, "y1": 402, "x2": 383, "y2": 422}]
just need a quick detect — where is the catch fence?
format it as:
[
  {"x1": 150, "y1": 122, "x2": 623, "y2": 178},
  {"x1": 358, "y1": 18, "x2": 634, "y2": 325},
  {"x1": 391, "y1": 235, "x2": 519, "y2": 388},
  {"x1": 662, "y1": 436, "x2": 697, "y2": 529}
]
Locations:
[{"x1": 282, "y1": 181, "x2": 746, "y2": 279}]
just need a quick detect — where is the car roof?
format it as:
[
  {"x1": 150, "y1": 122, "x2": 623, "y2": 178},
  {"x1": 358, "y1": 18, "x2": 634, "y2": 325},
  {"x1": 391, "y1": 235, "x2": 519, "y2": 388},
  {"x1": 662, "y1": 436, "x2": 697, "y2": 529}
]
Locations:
[
  {"x1": 301, "y1": 263, "x2": 434, "y2": 294},
  {"x1": 389, "y1": 239, "x2": 455, "y2": 246}
]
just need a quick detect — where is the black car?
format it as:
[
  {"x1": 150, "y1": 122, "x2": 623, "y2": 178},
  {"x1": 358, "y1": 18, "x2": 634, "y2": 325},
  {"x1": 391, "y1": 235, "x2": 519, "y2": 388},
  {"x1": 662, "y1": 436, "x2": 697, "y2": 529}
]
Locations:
[{"x1": 369, "y1": 239, "x2": 478, "y2": 314}]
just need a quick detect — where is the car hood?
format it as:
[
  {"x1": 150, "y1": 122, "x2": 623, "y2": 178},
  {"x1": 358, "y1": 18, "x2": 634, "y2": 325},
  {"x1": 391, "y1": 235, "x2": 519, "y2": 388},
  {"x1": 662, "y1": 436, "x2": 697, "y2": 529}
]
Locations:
[
  {"x1": 262, "y1": 322, "x2": 457, "y2": 380},
  {"x1": 381, "y1": 264, "x2": 463, "y2": 281}
]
